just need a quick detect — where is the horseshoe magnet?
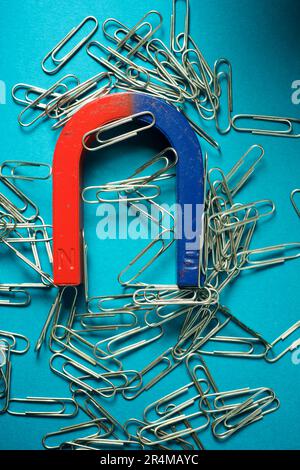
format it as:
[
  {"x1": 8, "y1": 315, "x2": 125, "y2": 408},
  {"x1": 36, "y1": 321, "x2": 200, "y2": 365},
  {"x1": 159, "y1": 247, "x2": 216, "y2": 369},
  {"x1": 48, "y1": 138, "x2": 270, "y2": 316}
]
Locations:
[{"x1": 52, "y1": 92, "x2": 204, "y2": 288}]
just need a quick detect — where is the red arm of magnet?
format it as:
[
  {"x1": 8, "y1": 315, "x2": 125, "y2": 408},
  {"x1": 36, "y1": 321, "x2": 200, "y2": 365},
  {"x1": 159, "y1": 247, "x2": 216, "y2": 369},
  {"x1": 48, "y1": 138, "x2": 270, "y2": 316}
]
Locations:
[{"x1": 52, "y1": 93, "x2": 133, "y2": 286}]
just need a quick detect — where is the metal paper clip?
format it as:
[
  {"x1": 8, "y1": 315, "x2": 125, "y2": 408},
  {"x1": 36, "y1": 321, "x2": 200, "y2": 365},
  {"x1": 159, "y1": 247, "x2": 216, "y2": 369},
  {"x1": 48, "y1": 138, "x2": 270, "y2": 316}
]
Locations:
[
  {"x1": 51, "y1": 353, "x2": 110, "y2": 394},
  {"x1": 238, "y1": 242, "x2": 300, "y2": 270},
  {"x1": 186, "y1": 353, "x2": 222, "y2": 417},
  {"x1": 211, "y1": 388, "x2": 279, "y2": 439},
  {"x1": 50, "y1": 325, "x2": 121, "y2": 371},
  {"x1": 52, "y1": 286, "x2": 77, "y2": 341},
  {"x1": 8, "y1": 396, "x2": 78, "y2": 417},
  {"x1": 46, "y1": 72, "x2": 114, "y2": 129},
  {"x1": 209, "y1": 199, "x2": 275, "y2": 234},
  {"x1": 147, "y1": 39, "x2": 198, "y2": 100},
  {"x1": 0, "y1": 287, "x2": 31, "y2": 307},
  {"x1": 12, "y1": 83, "x2": 66, "y2": 109},
  {"x1": 17, "y1": 75, "x2": 79, "y2": 127},
  {"x1": 122, "y1": 347, "x2": 180, "y2": 400},
  {"x1": 139, "y1": 411, "x2": 209, "y2": 446},
  {"x1": 133, "y1": 285, "x2": 216, "y2": 307},
  {"x1": 0, "y1": 330, "x2": 30, "y2": 354},
  {"x1": 86, "y1": 40, "x2": 151, "y2": 90},
  {"x1": 232, "y1": 114, "x2": 300, "y2": 137},
  {"x1": 170, "y1": 0, "x2": 190, "y2": 53},
  {"x1": 74, "y1": 389, "x2": 128, "y2": 438},
  {"x1": 76, "y1": 310, "x2": 138, "y2": 332},
  {"x1": 0, "y1": 161, "x2": 52, "y2": 181},
  {"x1": 0, "y1": 341, "x2": 11, "y2": 413},
  {"x1": 144, "y1": 378, "x2": 206, "y2": 424},
  {"x1": 42, "y1": 17, "x2": 98, "y2": 74},
  {"x1": 97, "y1": 183, "x2": 160, "y2": 203},
  {"x1": 82, "y1": 111, "x2": 155, "y2": 151},
  {"x1": 180, "y1": 109, "x2": 220, "y2": 150},
  {"x1": 42, "y1": 418, "x2": 106, "y2": 449},
  {"x1": 264, "y1": 321, "x2": 300, "y2": 363},
  {"x1": 200, "y1": 387, "x2": 276, "y2": 413},
  {"x1": 114, "y1": 10, "x2": 163, "y2": 59},
  {"x1": 94, "y1": 325, "x2": 164, "y2": 360},
  {"x1": 0, "y1": 175, "x2": 40, "y2": 221},
  {"x1": 224, "y1": 144, "x2": 264, "y2": 197},
  {"x1": 35, "y1": 290, "x2": 60, "y2": 352},
  {"x1": 87, "y1": 293, "x2": 140, "y2": 313},
  {"x1": 198, "y1": 335, "x2": 267, "y2": 358},
  {"x1": 124, "y1": 417, "x2": 195, "y2": 450},
  {"x1": 102, "y1": 16, "x2": 160, "y2": 62},
  {"x1": 118, "y1": 230, "x2": 174, "y2": 286},
  {"x1": 172, "y1": 307, "x2": 230, "y2": 360},
  {"x1": 1, "y1": 239, "x2": 53, "y2": 285},
  {"x1": 214, "y1": 59, "x2": 233, "y2": 134}
]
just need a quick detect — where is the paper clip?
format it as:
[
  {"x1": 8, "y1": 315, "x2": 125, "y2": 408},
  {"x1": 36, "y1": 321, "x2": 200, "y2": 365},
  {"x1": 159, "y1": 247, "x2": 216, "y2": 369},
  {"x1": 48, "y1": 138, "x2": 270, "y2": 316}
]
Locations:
[
  {"x1": 224, "y1": 144, "x2": 264, "y2": 197},
  {"x1": 50, "y1": 352, "x2": 118, "y2": 394},
  {"x1": 144, "y1": 378, "x2": 206, "y2": 424},
  {"x1": 122, "y1": 347, "x2": 180, "y2": 400},
  {"x1": 12, "y1": 83, "x2": 66, "y2": 109},
  {"x1": 0, "y1": 341, "x2": 11, "y2": 414},
  {"x1": 139, "y1": 411, "x2": 209, "y2": 446},
  {"x1": 42, "y1": 418, "x2": 106, "y2": 449},
  {"x1": 46, "y1": 73, "x2": 114, "y2": 125},
  {"x1": 87, "y1": 293, "x2": 140, "y2": 313},
  {"x1": 102, "y1": 15, "x2": 161, "y2": 62},
  {"x1": 35, "y1": 290, "x2": 61, "y2": 352},
  {"x1": 8, "y1": 397, "x2": 78, "y2": 417},
  {"x1": 113, "y1": 10, "x2": 163, "y2": 59},
  {"x1": 0, "y1": 287, "x2": 31, "y2": 307},
  {"x1": 41, "y1": 16, "x2": 98, "y2": 75},
  {"x1": 209, "y1": 199, "x2": 276, "y2": 234},
  {"x1": 0, "y1": 175, "x2": 40, "y2": 221},
  {"x1": 0, "y1": 330, "x2": 30, "y2": 354},
  {"x1": 50, "y1": 325, "x2": 120, "y2": 370},
  {"x1": 0, "y1": 161, "x2": 52, "y2": 181},
  {"x1": 82, "y1": 111, "x2": 156, "y2": 151},
  {"x1": 211, "y1": 389, "x2": 279, "y2": 440},
  {"x1": 77, "y1": 311, "x2": 138, "y2": 332},
  {"x1": 264, "y1": 321, "x2": 300, "y2": 363},
  {"x1": 214, "y1": 58, "x2": 233, "y2": 134},
  {"x1": 232, "y1": 114, "x2": 300, "y2": 137},
  {"x1": 238, "y1": 242, "x2": 300, "y2": 270},
  {"x1": 82, "y1": 146, "x2": 177, "y2": 204},
  {"x1": 170, "y1": 0, "x2": 190, "y2": 53},
  {"x1": 86, "y1": 41, "x2": 151, "y2": 90},
  {"x1": 17, "y1": 75, "x2": 79, "y2": 127},
  {"x1": 118, "y1": 231, "x2": 173, "y2": 287},
  {"x1": 94, "y1": 325, "x2": 164, "y2": 360}
]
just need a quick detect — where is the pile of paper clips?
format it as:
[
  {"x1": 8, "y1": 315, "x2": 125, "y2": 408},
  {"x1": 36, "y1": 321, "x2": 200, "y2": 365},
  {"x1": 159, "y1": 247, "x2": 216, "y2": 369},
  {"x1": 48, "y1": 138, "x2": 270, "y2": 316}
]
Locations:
[{"x1": 1, "y1": 0, "x2": 300, "y2": 450}]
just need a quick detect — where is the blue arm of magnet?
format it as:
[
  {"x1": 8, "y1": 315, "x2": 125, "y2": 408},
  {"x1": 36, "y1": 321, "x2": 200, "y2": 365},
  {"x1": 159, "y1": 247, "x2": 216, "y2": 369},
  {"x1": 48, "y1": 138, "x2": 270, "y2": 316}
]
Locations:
[{"x1": 133, "y1": 94, "x2": 205, "y2": 288}]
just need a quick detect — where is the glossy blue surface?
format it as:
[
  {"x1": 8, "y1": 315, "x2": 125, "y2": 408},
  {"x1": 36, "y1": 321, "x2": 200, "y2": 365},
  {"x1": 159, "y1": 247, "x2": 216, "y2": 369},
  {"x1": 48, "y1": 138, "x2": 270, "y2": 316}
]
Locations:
[{"x1": 0, "y1": 0, "x2": 299, "y2": 450}]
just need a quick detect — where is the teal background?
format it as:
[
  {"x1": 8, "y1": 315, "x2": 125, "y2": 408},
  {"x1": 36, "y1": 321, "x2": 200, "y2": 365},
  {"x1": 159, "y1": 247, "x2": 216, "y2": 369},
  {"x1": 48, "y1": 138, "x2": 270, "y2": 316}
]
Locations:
[{"x1": 0, "y1": 0, "x2": 299, "y2": 450}]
